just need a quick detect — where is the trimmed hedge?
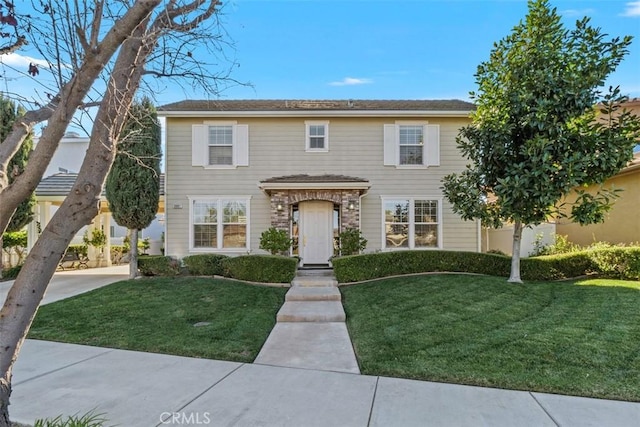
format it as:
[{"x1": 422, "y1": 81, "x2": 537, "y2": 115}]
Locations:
[
  {"x1": 332, "y1": 250, "x2": 602, "y2": 283},
  {"x1": 138, "y1": 255, "x2": 181, "y2": 276},
  {"x1": 183, "y1": 254, "x2": 229, "y2": 276},
  {"x1": 221, "y1": 255, "x2": 297, "y2": 283}
]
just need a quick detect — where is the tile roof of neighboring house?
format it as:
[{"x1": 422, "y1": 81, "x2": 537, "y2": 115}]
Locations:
[
  {"x1": 158, "y1": 99, "x2": 476, "y2": 112},
  {"x1": 260, "y1": 174, "x2": 369, "y2": 184},
  {"x1": 36, "y1": 173, "x2": 165, "y2": 197}
]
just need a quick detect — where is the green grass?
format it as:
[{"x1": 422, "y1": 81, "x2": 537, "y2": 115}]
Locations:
[
  {"x1": 29, "y1": 277, "x2": 287, "y2": 362},
  {"x1": 341, "y1": 274, "x2": 640, "y2": 401}
]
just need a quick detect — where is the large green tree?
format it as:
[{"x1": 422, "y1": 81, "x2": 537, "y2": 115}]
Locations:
[
  {"x1": 106, "y1": 97, "x2": 161, "y2": 279},
  {"x1": 0, "y1": 96, "x2": 35, "y2": 278},
  {"x1": 442, "y1": 0, "x2": 640, "y2": 283}
]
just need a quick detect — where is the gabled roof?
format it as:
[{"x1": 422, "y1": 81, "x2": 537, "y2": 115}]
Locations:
[
  {"x1": 36, "y1": 173, "x2": 165, "y2": 197},
  {"x1": 258, "y1": 174, "x2": 371, "y2": 194},
  {"x1": 157, "y1": 99, "x2": 475, "y2": 118}
]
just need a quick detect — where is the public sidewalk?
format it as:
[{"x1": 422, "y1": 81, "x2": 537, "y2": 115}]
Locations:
[{"x1": 10, "y1": 339, "x2": 640, "y2": 427}]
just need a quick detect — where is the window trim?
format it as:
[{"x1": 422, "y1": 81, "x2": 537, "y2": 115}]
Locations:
[
  {"x1": 381, "y1": 196, "x2": 443, "y2": 250},
  {"x1": 188, "y1": 196, "x2": 251, "y2": 252},
  {"x1": 305, "y1": 120, "x2": 329, "y2": 152}
]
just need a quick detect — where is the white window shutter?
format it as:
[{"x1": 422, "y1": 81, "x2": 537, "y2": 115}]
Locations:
[
  {"x1": 234, "y1": 124, "x2": 249, "y2": 166},
  {"x1": 383, "y1": 124, "x2": 397, "y2": 166},
  {"x1": 425, "y1": 124, "x2": 440, "y2": 166},
  {"x1": 192, "y1": 124, "x2": 208, "y2": 166}
]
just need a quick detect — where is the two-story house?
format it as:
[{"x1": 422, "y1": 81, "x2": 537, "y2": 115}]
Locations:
[{"x1": 158, "y1": 99, "x2": 479, "y2": 266}]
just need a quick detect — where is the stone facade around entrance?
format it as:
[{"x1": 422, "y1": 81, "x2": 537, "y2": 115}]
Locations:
[{"x1": 269, "y1": 189, "x2": 361, "y2": 234}]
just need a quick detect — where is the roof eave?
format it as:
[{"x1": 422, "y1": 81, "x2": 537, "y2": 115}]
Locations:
[
  {"x1": 259, "y1": 181, "x2": 371, "y2": 195},
  {"x1": 158, "y1": 109, "x2": 473, "y2": 118}
]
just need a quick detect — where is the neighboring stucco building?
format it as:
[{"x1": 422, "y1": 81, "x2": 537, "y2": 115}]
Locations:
[
  {"x1": 556, "y1": 152, "x2": 640, "y2": 246},
  {"x1": 158, "y1": 99, "x2": 480, "y2": 266},
  {"x1": 30, "y1": 133, "x2": 165, "y2": 265},
  {"x1": 555, "y1": 98, "x2": 640, "y2": 247}
]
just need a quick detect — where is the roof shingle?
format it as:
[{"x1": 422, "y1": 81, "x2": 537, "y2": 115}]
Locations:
[{"x1": 158, "y1": 99, "x2": 475, "y2": 112}]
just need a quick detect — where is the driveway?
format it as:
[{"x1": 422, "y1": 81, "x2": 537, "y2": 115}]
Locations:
[{"x1": 1, "y1": 264, "x2": 128, "y2": 306}]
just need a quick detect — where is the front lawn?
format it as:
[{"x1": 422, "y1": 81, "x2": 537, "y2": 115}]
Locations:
[
  {"x1": 341, "y1": 274, "x2": 640, "y2": 401},
  {"x1": 29, "y1": 277, "x2": 287, "y2": 362}
]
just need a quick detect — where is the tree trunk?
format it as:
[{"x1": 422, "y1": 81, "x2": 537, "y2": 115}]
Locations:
[
  {"x1": 508, "y1": 220, "x2": 524, "y2": 283},
  {"x1": 0, "y1": 7, "x2": 160, "y2": 422},
  {"x1": 0, "y1": 235, "x2": 3, "y2": 279},
  {"x1": 129, "y1": 228, "x2": 138, "y2": 279},
  {"x1": 0, "y1": 374, "x2": 10, "y2": 427}
]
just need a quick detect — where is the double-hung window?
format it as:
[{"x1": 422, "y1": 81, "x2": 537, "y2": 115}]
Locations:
[
  {"x1": 305, "y1": 121, "x2": 329, "y2": 152},
  {"x1": 399, "y1": 125, "x2": 424, "y2": 165},
  {"x1": 190, "y1": 197, "x2": 249, "y2": 251},
  {"x1": 383, "y1": 122, "x2": 440, "y2": 167},
  {"x1": 208, "y1": 125, "x2": 233, "y2": 165},
  {"x1": 192, "y1": 122, "x2": 249, "y2": 168},
  {"x1": 383, "y1": 197, "x2": 441, "y2": 249}
]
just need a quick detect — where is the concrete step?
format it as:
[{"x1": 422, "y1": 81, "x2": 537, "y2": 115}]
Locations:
[
  {"x1": 277, "y1": 301, "x2": 346, "y2": 322},
  {"x1": 296, "y1": 268, "x2": 335, "y2": 277},
  {"x1": 285, "y1": 286, "x2": 341, "y2": 302},
  {"x1": 292, "y1": 277, "x2": 338, "y2": 287}
]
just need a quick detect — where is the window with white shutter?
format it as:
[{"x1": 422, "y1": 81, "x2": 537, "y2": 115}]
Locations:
[
  {"x1": 383, "y1": 122, "x2": 440, "y2": 168},
  {"x1": 191, "y1": 122, "x2": 249, "y2": 168}
]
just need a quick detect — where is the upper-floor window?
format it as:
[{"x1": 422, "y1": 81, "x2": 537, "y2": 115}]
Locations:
[
  {"x1": 305, "y1": 121, "x2": 329, "y2": 152},
  {"x1": 192, "y1": 122, "x2": 249, "y2": 168},
  {"x1": 399, "y1": 125, "x2": 424, "y2": 165},
  {"x1": 383, "y1": 123, "x2": 440, "y2": 168},
  {"x1": 208, "y1": 125, "x2": 233, "y2": 165}
]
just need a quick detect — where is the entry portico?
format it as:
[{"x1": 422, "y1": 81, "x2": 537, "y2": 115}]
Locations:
[{"x1": 259, "y1": 174, "x2": 370, "y2": 266}]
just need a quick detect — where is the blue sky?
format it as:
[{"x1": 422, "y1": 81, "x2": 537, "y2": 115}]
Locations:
[
  {"x1": 169, "y1": 0, "x2": 638, "y2": 104},
  {"x1": 1, "y1": 0, "x2": 638, "y2": 107}
]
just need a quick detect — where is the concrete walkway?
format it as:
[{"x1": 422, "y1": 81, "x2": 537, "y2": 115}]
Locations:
[
  {"x1": 11, "y1": 339, "x2": 640, "y2": 427},
  {"x1": 254, "y1": 269, "x2": 360, "y2": 374}
]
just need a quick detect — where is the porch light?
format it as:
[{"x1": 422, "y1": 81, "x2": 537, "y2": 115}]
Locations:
[
  {"x1": 276, "y1": 201, "x2": 284, "y2": 211},
  {"x1": 347, "y1": 200, "x2": 356, "y2": 210}
]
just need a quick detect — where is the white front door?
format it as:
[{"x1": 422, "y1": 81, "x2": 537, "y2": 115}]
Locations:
[{"x1": 300, "y1": 201, "x2": 333, "y2": 265}]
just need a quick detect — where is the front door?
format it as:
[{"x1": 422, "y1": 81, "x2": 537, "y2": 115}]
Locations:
[{"x1": 299, "y1": 200, "x2": 333, "y2": 265}]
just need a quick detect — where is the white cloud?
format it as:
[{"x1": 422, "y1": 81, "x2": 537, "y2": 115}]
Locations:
[
  {"x1": 621, "y1": 1, "x2": 640, "y2": 17},
  {"x1": 328, "y1": 77, "x2": 373, "y2": 86},
  {"x1": 0, "y1": 53, "x2": 49, "y2": 68},
  {"x1": 560, "y1": 8, "x2": 595, "y2": 17}
]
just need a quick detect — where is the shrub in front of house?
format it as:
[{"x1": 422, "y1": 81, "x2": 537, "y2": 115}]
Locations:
[
  {"x1": 138, "y1": 255, "x2": 181, "y2": 276},
  {"x1": 221, "y1": 255, "x2": 297, "y2": 283},
  {"x1": 183, "y1": 254, "x2": 229, "y2": 276},
  {"x1": 338, "y1": 228, "x2": 368, "y2": 256},
  {"x1": 588, "y1": 247, "x2": 640, "y2": 280},
  {"x1": 332, "y1": 250, "x2": 600, "y2": 283},
  {"x1": 67, "y1": 244, "x2": 88, "y2": 258},
  {"x1": 259, "y1": 227, "x2": 293, "y2": 255},
  {"x1": 2, "y1": 263, "x2": 22, "y2": 279}
]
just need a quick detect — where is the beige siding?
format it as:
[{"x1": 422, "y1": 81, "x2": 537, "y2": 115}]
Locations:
[{"x1": 165, "y1": 116, "x2": 479, "y2": 258}]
